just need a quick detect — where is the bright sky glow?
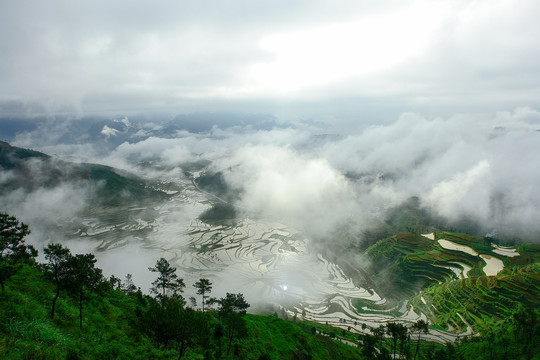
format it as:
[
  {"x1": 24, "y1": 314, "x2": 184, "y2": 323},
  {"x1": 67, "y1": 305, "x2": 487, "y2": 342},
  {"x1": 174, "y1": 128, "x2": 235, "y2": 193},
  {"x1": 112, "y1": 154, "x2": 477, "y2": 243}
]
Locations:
[
  {"x1": 1, "y1": 0, "x2": 539, "y2": 116},
  {"x1": 250, "y1": 2, "x2": 447, "y2": 93}
]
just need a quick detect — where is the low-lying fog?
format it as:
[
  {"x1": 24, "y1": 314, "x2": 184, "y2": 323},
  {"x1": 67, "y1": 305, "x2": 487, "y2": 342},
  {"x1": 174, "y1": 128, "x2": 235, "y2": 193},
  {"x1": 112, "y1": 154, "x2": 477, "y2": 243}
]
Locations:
[{"x1": 2, "y1": 108, "x2": 539, "y2": 337}]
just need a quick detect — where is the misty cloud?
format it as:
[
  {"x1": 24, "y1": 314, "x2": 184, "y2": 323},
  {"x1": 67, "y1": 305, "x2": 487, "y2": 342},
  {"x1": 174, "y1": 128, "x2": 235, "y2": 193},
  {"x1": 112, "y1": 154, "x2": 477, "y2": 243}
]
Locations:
[
  {"x1": 2, "y1": 0, "x2": 540, "y2": 318},
  {"x1": 0, "y1": 168, "x2": 16, "y2": 185},
  {"x1": 314, "y1": 108, "x2": 540, "y2": 239},
  {"x1": 7, "y1": 107, "x2": 540, "y2": 241},
  {"x1": 94, "y1": 126, "x2": 310, "y2": 173},
  {"x1": 218, "y1": 145, "x2": 355, "y2": 236},
  {"x1": 2, "y1": 106, "x2": 540, "y2": 311},
  {"x1": 105, "y1": 137, "x2": 194, "y2": 170},
  {"x1": 0, "y1": 182, "x2": 90, "y2": 242},
  {"x1": 101, "y1": 125, "x2": 119, "y2": 138},
  {"x1": 424, "y1": 160, "x2": 492, "y2": 222}
]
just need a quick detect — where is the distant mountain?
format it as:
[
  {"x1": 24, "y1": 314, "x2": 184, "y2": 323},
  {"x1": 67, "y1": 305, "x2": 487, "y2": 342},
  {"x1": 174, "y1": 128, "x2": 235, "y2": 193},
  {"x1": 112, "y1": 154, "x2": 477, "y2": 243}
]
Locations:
[
  {"x1": 0, "y1": 113, "x2": 282, "y2": 156},
  {"x1": 167, "y1": 112, "x2": 278, "y2": 134}
]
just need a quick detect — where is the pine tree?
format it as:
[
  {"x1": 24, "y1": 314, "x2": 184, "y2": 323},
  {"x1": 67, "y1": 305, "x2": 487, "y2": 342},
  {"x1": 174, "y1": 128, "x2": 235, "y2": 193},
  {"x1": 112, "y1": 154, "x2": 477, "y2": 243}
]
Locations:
[
  {"x1": 214, "y1": 293, "x2": 250, "y2": 355},
  {"x1": 148, "y1": 258, "x2": 184, "y2": 304},
  {"x1": 65, "y1": 253, "x2": 103, "y2": 330},
  {"x1": 43, "y1": 243, "x2": 72, "y2": 318},
  {"x1": 0, "y1": 213, "x2": 37, "y2": 292},
  {"x1": 193, "y1": 278, "x2": 212, "y2": 312},
  {"x1": 124, "y1": 273, "x2": 137, "y2": 293},
  {"x1": 412, "y1": 319, "x2": 429, "y2": 360}
]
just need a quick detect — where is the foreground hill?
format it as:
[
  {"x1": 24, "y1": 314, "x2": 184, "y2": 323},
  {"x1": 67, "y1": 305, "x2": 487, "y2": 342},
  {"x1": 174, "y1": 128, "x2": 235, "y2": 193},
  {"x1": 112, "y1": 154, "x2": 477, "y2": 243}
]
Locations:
[
  {"x1": 0, "y1": 253, "x2": 363, "y2": 359},
  {"x1": 1, "y1": 209, "x2": 539, "y2": 359},
  {"x1": 1, "y1": 228, "x2": 538, "y2": 359}
]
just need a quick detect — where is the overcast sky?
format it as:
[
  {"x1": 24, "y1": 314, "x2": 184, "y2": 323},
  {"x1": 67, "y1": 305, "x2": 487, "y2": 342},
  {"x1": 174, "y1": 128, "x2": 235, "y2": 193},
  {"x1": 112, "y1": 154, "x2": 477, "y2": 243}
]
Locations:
[{"x1": 1, "y1": 0, "x2": 540, "y2": 123}]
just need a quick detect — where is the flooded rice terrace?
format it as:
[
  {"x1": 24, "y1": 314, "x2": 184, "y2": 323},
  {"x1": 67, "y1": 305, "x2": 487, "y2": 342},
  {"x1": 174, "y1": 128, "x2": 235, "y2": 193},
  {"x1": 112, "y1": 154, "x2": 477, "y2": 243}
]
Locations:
[{"x1": 70, "y1": 174, "x2": 461, "y2": 343}]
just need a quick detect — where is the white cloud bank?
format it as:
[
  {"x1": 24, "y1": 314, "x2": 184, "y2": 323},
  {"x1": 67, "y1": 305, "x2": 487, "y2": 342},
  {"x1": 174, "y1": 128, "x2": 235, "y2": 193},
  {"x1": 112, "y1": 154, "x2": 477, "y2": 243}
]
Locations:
[
  {"x1": 87, "y1": 106, "x2": 537, "y2": 241},
  {"x1": 219, "y1": 145, "x2": 355, "y2": 235},
  {"x1": 316, "y1": 107, "x2": 540, "y2": 238},
  {"x1": 5, "y1": 107, "x2": 540, "y2": 242}
]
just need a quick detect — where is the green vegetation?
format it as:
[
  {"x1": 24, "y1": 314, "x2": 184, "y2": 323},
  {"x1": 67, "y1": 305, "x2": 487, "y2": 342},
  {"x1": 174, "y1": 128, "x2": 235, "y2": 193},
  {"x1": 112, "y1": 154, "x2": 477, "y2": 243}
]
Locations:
[
  {"x1": 0, "y1": 142, "x2": 167, "y2": 207},
  {"x1": 0, "y1": 141, "x2": 50, "y2": 168},
  {"x1": 193, "y1": 278, "x2": 212, "y2": 312},
  {"x1": 364, "y1": 231, "x2": 540, "y2": 299},
  {"x1": 2, "y1": 185, "x2": 540, "y2": 360},
  {"x1": 243, "y1": 315, "x2": 363, "y2": 360},
  {"x1": 199, "y1": 203, "x2": 237, "y2": 223},
  {"x1": 69, "y1": 163, "x2": 167, "y2": 206},
  {"x1": 0, "y1": 213, "x2": 37, "y2": 292},
  {"x1": 361, "y1": 228, "x2": 540, "y2": 339},
  {"x1": 413, "y1": 261, "x2": 540, "y2": 333},
  {"x1": 195, "y1": 171, "x2": 230, "y2": 198},
  {"x1": 0, "y1": 213, "x2": 367, "y2": 359}
]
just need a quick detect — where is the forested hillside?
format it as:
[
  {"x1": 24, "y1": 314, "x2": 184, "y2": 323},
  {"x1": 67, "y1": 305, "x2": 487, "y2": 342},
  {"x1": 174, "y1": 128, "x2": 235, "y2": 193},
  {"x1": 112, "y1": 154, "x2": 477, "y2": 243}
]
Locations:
[
  {"x1": 0, "y1": 213, "x2": 364, "y2": 359},
  {"x1": 1, "y1": 213, "x2": 539, "y2": 359}
]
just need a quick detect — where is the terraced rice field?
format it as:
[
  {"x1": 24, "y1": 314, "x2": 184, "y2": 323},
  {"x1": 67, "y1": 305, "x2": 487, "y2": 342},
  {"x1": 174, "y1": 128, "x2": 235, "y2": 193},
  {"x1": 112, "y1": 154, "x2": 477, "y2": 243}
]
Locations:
[
  {"x1": 404, "y1": 234, "x2": 540, "y2": 333},
  {"x1": 51, "y1": 166, "x2": 539, "y2": 346},
  {"x1": 414, "y1": 263, "x2": 540, "y2": 333},
  {"x1": 438, "y1": 239, "x2": 479, "y2": 256},
  {"x1": 57, "y1": 177, "x2": 469, "y2": 343},
  {"x1": 491, "y1": 244, "x2": 520, "y2": 257},
  {"x1": 366, "y1": 231, "x2": 540, "y2": 336}
]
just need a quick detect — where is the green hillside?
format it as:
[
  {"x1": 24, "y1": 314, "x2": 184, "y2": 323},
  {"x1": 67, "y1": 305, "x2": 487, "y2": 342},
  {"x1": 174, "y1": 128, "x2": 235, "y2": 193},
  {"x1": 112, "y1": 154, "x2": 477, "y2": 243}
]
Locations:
[
  {"x1": 0, "y1": 142, "x2": 167, "y2": 206},
  {"x1": 0, "y1": 254, "x2": 362, "y2": 360},
  {"x1": 67, "y1": 162, "x2": 167, "y2": 206},
  {"x1": 414, "y1": 262, "x2": 540, "y2": 332},
  {"x1": 363, "y1": 230, "x2": 540, "y2": 335},
  {"x1": 1, "y1": 214, "x2": 539, "y2": 359},
  {"x1": 2, "y1": 260, "x2": 537, "y2": 360},
  {"x1": 0, "y1": 214, "x2": 363, "y2": 359},
  {"x1": 0, "y1": 265, "x2": 363, "y2": 359},
  {"x1": 0, "y1": 141, "x2": 50, "y2": 167}
]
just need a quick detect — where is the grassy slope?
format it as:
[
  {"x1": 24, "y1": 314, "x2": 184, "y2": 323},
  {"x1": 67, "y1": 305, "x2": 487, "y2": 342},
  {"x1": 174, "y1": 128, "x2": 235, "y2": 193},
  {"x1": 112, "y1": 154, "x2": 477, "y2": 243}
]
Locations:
[
  {"x1": 365, "y1": 232, "x2": 478, "y2": 298},
  {"x1": 0, "y1": 264, "x2": 159, "y2": 360},
  {"x1": 243, "y1": 315, "x2": 362, "y2": 360},
  {"x1": 0, "y1": 230, "x2": 537, "y2": 359},
  {"x1": 414, "y1": 262, "x2": 540, "y2": 332},
  {"x1": 0, "y1": 264, "x2": 363, "y2": 360}
]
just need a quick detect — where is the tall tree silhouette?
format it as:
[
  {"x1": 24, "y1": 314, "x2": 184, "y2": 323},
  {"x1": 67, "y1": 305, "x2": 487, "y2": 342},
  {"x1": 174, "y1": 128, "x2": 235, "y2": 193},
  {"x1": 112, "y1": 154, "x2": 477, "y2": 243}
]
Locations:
[
  {"x1": 43, "y1": 243, "x2": 72, "y2": 318},
  {"x1": 386, "y1": 322, "x2": 407, "y2": 359},
  {"x1": 372, "y1": 325, "x2": 386, "y2": 356},
  {"x1": 124, "y1": 273, "x2": 137, "y2": 293},
  {"x1": 213, "y1": 293, "x2": 250, "y2": 355},
  {"x1": 149, "y1": 258, "x2": 185, "y2": 304},
  {"x1": 412, "y1": 319, "x2": 429, "y2": 360},
  {"x1": 361, "y1": 333, "x2": 377, "y2": 359},
  {"x1": 0, "y1": 213, "x2": 36, "y2": 292},
  {"x1": 66, "y1": 253, "x2": 103, "y2": 330},
  {"x1": 193, "y1": 278, "x2": 212, "y2": 312},
  {"x1": 512, "y1": 305, "x2": 539, "y2": 358}
]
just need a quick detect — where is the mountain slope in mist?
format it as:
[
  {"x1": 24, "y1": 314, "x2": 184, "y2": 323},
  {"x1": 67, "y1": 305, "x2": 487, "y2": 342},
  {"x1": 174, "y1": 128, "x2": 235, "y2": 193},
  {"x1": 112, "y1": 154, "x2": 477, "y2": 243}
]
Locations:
[{"x1": 0, "y1": 141, "x2": 167, "y2": 207}]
